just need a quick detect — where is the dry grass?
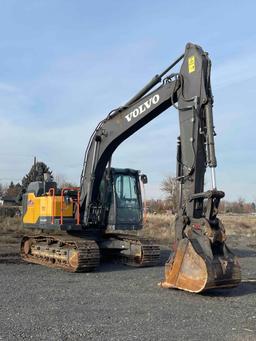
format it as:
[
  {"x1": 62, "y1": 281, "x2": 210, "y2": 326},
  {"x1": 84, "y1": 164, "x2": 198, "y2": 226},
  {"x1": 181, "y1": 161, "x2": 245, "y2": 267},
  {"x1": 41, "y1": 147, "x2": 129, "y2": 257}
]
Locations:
[
  {"x1": 0, "y1": 217, "x2": 41, "y2": 244},
  {"x1": 219, "y1": 214, "x2": 256, "y2": 236},
  {"x1": 0, "y1": 213, "x2": 255, "y2": 245},
  {"x1": 140, "y1": 213, "x2": 256, "y2": 243},
  {"x1": 0, "y1": 216, "x2": 24, "y2": 233},
  {"x1": 139, "y1": 213, "x2": 175, "y2": 244},
  {"x1": 0, "y1": 217, "x2": 23, "y2": 244}
]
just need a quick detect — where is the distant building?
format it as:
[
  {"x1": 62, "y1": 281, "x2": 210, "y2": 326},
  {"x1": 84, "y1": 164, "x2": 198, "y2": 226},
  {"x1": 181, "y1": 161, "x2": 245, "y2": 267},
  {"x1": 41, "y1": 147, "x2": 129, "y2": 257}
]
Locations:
[{"x1": 2, "y1": 196, "x2": 18, "y2": 206}]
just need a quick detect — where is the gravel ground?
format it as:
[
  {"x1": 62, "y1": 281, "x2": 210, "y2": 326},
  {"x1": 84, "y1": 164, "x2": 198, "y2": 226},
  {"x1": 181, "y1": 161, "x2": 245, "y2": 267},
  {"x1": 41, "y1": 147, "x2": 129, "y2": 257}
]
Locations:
[{"x1": 0, "y1": 236, "x2": 256, "y2": 341}]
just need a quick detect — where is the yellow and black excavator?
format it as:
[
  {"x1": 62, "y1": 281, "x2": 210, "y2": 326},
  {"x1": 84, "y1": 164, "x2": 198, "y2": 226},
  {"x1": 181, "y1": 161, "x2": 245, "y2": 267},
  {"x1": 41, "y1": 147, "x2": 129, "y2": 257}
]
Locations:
[
  {"x1": 21, "y1": 166, "x2": 157, "y2": 270},
  {"x1": 21, "y1": 42, "x2": 241, "y2": 293}
]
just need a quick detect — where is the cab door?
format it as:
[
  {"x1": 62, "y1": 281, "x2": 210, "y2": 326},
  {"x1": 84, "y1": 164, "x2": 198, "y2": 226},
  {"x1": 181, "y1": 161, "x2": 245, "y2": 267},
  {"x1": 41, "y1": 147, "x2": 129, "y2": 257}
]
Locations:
[{"x1": 113, "y1": 173, "x2": 142, "y2": 229}]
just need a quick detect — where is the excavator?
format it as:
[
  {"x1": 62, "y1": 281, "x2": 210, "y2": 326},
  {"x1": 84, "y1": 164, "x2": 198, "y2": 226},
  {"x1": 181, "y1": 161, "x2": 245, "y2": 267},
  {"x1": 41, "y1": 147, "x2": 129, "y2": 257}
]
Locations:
[
  {"x1": 21, "y1": 166, "x2": 158, "y2": 270},
  {"x1": 21, "y1": 42, "x2": 241, "y2": 293}
]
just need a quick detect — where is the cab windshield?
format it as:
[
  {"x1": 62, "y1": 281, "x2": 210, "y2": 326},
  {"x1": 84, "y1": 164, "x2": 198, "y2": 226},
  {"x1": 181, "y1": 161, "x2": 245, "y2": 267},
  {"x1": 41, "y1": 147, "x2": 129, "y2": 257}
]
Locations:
[{"x1": 114, "y1": 174, "x2": 139, "y2": 207}]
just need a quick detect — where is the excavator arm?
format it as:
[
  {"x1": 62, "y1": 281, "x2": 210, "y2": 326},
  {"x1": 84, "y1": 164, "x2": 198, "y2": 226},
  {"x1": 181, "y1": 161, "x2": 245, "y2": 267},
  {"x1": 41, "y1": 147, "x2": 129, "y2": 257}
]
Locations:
[
  {"x1": 80, "y1": 43, "x2": 210, "y2": 226},
  {"x1": 80, "y1": 44, "x2": 220, "y2": 225},
  {"x1": 79, "y1": 42, "x2": 241, "y2": 293}
]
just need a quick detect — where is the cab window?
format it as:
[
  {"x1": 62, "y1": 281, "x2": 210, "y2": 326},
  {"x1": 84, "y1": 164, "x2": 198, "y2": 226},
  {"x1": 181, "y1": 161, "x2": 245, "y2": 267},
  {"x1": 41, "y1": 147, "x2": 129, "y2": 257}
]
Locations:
[{"x1": 115, "y1": 175, "x2": 139, "y2": 203}]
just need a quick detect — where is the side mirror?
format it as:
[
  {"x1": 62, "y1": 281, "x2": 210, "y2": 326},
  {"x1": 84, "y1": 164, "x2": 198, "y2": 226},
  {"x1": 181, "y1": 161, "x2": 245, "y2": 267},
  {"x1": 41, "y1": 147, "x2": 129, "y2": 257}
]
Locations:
[{"x1": 140, "y1": 174, "x2": 148, "y2": 184}]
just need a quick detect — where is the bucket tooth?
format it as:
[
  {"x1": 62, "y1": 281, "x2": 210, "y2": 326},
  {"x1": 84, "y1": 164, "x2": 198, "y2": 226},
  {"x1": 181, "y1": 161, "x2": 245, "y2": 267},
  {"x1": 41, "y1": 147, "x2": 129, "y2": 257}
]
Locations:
[{"x1": 160, "y1": 238, "x2": 241, "y2": 293}]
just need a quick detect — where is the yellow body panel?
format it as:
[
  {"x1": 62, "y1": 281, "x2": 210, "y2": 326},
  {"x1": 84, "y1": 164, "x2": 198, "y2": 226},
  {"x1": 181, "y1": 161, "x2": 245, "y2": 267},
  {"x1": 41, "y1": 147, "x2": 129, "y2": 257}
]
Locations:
[{"x1": 23, "y1": 193, "x2": 73, "y2": 224}]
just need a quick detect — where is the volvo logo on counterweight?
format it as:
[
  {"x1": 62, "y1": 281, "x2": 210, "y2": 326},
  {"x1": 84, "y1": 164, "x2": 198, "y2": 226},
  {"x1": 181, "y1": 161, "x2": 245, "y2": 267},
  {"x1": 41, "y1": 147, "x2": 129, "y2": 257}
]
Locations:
[{"x1": 125, "y1": 94, "x2": 160, "y2": 122}]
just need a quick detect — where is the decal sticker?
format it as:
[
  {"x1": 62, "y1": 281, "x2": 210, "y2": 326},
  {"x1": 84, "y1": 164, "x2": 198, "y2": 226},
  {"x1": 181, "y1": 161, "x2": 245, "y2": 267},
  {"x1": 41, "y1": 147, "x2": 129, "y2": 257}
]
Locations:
[{"x1": 188, "y1": 56, "x2": 195, "y2": 73}]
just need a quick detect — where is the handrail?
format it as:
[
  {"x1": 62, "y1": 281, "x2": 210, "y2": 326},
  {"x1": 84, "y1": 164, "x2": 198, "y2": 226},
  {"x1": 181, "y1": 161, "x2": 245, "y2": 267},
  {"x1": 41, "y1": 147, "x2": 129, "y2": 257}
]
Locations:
[{"x1": 48, "y1": 188, "x2": 55, "y2": 225}]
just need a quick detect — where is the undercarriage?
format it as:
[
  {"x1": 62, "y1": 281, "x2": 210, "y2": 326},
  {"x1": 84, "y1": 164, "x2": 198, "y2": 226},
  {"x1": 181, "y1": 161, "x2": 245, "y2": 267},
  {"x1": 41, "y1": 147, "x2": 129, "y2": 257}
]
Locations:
[{"x1": 20, "y1": 232, "x2": 160, "y2": 272}]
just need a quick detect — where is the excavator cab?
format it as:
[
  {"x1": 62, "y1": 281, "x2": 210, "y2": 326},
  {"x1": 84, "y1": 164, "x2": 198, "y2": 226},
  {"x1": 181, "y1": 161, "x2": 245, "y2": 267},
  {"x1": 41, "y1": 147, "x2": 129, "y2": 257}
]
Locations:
[{"x1": 102, "y1": 168, "x2": 145, "y2": 231}]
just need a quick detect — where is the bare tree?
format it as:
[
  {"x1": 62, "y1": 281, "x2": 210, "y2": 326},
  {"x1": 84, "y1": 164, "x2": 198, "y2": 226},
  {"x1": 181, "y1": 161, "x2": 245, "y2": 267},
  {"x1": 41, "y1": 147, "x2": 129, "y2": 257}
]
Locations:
[
  {"x1": 54, "y1": 173, "x2": 77, "y2": 188},
  {"x1": 160, "y1": 175, "x2": 179, "y2": 213},
  {"x1": 5, "y1": 182, "x2": 22, "y2": 197}
]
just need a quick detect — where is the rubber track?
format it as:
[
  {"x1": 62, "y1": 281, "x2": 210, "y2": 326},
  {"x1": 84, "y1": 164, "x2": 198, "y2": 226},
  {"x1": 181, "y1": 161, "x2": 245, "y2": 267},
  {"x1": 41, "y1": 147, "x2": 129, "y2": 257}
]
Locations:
[{"x1": 20, "y1": 235, "x2": 100, "y2": 272}]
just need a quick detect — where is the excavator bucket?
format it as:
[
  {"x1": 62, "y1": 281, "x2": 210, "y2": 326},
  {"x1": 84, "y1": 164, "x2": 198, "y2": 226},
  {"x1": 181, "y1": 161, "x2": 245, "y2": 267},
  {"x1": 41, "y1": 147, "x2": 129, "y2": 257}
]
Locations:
[{"x1": 160, "y1": 238, "x2": 241, "y2": 293}]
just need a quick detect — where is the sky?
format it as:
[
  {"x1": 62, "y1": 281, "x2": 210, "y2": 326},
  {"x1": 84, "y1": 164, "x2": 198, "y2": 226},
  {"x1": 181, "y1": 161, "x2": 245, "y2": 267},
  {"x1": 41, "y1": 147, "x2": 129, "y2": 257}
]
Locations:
[{"x1": 0, "y1": 0, "x2": 255, "y2": 201}]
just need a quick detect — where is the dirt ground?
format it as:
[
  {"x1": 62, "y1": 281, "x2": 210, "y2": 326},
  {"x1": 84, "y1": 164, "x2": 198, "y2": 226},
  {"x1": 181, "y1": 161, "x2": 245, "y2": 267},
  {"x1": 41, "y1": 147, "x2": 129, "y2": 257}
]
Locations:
[
  {"x1": 0, "y1": 236, "x2": 256, "y2": 341},
  {"x1": 0, "y1": 215, "x2": 256, "y2": 340}
]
